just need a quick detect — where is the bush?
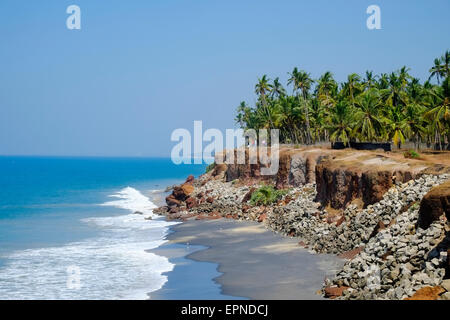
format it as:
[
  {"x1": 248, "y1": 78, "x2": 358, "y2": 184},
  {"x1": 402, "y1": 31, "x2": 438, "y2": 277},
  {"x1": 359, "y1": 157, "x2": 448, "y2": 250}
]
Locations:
[
  {"x1": 205, "y1": 163, "x2": 215, "y2": 173},
  {"x1": 249, "y1": 185, "x2": 288, "y2": 206},
  {"x1": 403, "y1": 150, "x2": 420, "y2": 159}
]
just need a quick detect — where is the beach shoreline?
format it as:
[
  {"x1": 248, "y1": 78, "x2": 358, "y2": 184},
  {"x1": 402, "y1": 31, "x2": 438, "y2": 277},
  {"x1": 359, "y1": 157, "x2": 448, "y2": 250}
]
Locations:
[{"x1": 149, "y1": 218, "x2": 344, "y2": 300}]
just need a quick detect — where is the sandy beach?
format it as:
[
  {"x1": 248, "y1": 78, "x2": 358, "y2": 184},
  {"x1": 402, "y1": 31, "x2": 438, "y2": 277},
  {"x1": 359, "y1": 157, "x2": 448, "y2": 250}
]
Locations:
[{"x1": 150, "y1": 219, "x2": 344, "y2": 300}]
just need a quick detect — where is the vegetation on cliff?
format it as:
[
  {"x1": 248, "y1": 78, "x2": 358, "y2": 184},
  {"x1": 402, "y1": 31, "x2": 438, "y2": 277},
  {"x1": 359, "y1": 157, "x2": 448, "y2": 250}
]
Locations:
[
  {"x1": 249, "y1": 185, "x2": 288, "y2": 206},
  {"x1": 235, "y1": 51, "x2": 450, "y2": 149}
]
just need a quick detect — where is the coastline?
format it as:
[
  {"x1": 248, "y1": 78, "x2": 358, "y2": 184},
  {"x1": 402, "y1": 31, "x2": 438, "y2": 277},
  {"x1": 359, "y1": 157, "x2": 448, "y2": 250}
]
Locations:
[
  {"x1": 149, "y1": 218, "x2": 344, "y2": 300},
  {"x1": 152, "y1": 147, "x2": 450, "y2": 300}
]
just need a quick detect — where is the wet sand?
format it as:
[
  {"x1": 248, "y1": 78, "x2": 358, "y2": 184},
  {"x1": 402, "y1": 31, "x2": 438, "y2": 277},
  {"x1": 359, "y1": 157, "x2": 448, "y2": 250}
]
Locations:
[{"x1": 150, "y1": 219, "x2": 344, "y2": 300}]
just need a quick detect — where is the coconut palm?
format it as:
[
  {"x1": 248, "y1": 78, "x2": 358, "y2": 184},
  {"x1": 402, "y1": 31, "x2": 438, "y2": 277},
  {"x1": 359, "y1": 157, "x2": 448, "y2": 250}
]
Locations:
[
  {"x1": 404, "y1": 103, "x2": 427, "y2": 149},
  {"x1": 270, "y1": 77, "x2": 286, "y2": 98},
  {"x1": 288, "y1": 68, "x2": 314, "y2": 144},
  {"x1": 429, "y1": 58, "x2": 444, "y2": 84},
  {"x1": 425, "y1": 77, "x2": 450, "y2": 149},
  {"x1": 342, "y1": 73, "x2": 362, "y2": 106},
  {"x1": 386, "y1": 105, "x2": 409, "y2": 149},
  {"x1": 255, "y1": 75, "x2": 274, "y2": 128},
  {"x1": 328, "y1": 100, "x2": 354, "y2": 145},
  {"x1": 364, "y1": 71, "x2": 378, "y2": 90},
  {"x1": 353, "y1": 89, "x2": 384, "y2": 142},
  {"x1": 236, "y1": 50, "x2": 450, "y2": 150},
  {"x1": 316, "y1": 71, "x2": 337, "y2": 107},
  {"x1": 429, "y1": 51, "x2": 450, "y2": 84}
]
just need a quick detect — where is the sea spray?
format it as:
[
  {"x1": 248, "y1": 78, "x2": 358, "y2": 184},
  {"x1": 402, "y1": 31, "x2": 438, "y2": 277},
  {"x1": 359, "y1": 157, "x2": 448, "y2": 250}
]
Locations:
[{"x1": 0, "y1": 187, "x2": 178, "y2": 300}]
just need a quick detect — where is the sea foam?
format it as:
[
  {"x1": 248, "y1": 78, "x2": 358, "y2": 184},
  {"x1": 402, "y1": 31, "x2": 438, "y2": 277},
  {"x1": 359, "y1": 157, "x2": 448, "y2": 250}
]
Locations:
[{"x1": 0, "y1": 187, "x2": 177, "y2": 300}]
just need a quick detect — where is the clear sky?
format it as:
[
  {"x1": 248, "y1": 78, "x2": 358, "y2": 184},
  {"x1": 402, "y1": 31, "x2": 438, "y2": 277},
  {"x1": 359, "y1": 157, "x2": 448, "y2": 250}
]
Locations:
[{"x1": 0, "y1": 0, "x2": 449, "y2": 157}]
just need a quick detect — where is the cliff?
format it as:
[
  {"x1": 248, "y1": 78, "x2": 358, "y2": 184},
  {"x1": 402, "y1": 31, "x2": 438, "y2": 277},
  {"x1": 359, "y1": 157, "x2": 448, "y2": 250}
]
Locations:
[
  {"x1": 155, "y1": 146, "x2": 450, "y2": 300},
  {"x1": 224, "y1": 147, "x2": 449, "y2": 210}
]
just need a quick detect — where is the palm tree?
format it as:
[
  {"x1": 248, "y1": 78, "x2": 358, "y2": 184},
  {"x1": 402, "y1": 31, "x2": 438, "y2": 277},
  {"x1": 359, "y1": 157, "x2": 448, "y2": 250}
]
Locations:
[
  {"x1": 270, "y1": 77, "x2": 286, "y2": 98},
  {"x1": 364, "y1": 71, "x2": 378, "y2": 90},
  {"x1": 328, "y1": 100, "x2": 354, "y2": 145},
  {"x1": 404, "y1": 103, "x2": 427, "y2": 150},
  {"x1": 382, "y1": 71, "x2": 408, "y2": 108},
  {"x1": 442, "y1": 50, "x2": 450, "y2": 78},
  {"x1": 235, "y1": 50, "x2": 449, "y2": 149},
  {"x1": 316, "y1": 71, "x2": 337, "y2": 107},
  {"x1": 288, "y1": 68, "x2": 314, "y2": 144},
  {"x1": 386, "y1": 105, "x2": 409, "y2": 149},
  {"x1": 235, "y1": 101, "x2": 250, "y2": 128},
  {"x1": 429, "y1": 51, "x2": 450, "y2": 84},
  {"x1": 377, "y1": 73, "x2": 389, "y2": 90},
  {"x1": 342, "y1": 73, "x2": 362, "y2": 106},
  {"x1": 429, "y1": 58, "x2": 443, "y2": 84},
  {"x1": 255, "y1": 75, "x2": 274, "y2": 128},
  {"x1": 425, "y1": 77, "x2": 450, "y2": 149},
  {"x1": 309, "y1": 98, "x2": 326, "y2": 143},
  {"x1": 353, "y1": 89, "x2": 384, "y2": 142}
]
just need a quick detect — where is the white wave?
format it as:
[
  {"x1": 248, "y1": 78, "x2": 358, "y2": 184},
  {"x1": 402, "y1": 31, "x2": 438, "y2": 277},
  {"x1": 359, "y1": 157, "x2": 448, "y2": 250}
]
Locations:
[
  {"x1": 101, "y1": 186, "x2": 157, "y2": 214},
  {"x1": 0, "y1": 237, "x2": 172, "y2": 300},
  {"x1": 0, "y1": 187, "x2": 178, "y2": 300}
]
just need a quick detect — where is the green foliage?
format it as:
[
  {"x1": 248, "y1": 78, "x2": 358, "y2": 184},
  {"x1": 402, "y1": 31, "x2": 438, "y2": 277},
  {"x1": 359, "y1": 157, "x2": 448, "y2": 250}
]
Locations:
[
  {"x1": 235, "y1": 51, "x2": 450, "y2": 149},
  {"x1": 249, "y1": 186, "x2": 288, "y2": 206},
  {"x1": 205, "y1": 163, "x2": 215, "y2": 173},
  {"x1": 403, "y1": 150, "x2": 420, "y2": 159}
]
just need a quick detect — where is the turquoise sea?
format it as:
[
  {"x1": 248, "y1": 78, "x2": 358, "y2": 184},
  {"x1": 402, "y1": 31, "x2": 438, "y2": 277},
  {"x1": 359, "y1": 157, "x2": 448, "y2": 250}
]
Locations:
[{"x1": 0, "y1": 156, "x2": 206, "y2": 299}]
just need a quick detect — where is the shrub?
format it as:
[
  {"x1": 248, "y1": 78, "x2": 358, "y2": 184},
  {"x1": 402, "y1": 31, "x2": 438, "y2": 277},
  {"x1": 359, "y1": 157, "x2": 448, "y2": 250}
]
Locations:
[
  {"x1": 205, "y1": 163, "x2": 215, "y2": 173},
  {"x1": 403, "y1": 150, "x2": 420, "y2": 159},
  {"x1": 249, "y1": 185, "x2": 288, "y2": 206}
]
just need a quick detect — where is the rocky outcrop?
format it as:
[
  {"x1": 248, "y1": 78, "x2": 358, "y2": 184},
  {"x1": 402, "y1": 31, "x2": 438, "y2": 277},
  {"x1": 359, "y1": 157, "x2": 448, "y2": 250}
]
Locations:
[
  {"x1": 404, "y1": 286, "x2": 446, "y2": 300},
  {"x1": 164, "y1": 175, "x2": 195, "y2": 212},
  {"x1": 315, "y1": 158, "x2": 418, "y2": 209},
  {"x1": 417, "y1": 180, "x2": 450, "y2": 229}
]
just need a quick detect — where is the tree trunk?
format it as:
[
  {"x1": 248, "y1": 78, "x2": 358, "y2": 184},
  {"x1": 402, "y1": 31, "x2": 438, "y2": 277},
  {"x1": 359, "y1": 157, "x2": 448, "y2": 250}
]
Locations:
[
  {"x1": 302, "y1": 93, "x2": 312, "y2": 145},
  {"x1": 435, "y1": 128, "x2": 442, "y2": 151}
]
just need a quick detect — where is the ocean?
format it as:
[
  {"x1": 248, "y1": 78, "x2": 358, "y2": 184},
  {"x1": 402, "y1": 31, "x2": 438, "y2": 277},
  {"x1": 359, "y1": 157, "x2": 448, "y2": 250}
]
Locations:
[{"x1": 0, "y1": 156, "x2": 206, "y2": 299}]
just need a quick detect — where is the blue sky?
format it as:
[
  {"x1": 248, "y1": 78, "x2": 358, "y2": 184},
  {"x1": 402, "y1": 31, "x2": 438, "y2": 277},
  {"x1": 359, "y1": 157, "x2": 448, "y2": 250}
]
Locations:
[{"x1": 0, "y1": 0, "x2": 449, "y2": 157}]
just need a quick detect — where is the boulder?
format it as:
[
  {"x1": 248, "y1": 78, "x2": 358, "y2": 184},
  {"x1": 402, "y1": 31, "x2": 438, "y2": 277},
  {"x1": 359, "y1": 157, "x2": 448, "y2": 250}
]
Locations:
[
  {"x1": 323, "y1": 286, "x2": 349, "y2": 299},
  {"x1": 166, "y1": 194, "x2": 182, "y2": 206},
  {"x1": 185, "y1": 175, "x2": 195, "y2": 184},
  {"x1": 404, "y1": 286, "x2": 445, "y2": 300},
  {"x1": 417, "y1": 180, "x2": 450, "y2": 229},
  {"x1": 185, "y1": 197, "x2": 198, "y2": 209},
  {"x1": 169, "y1": 183, "x2": 194, "y2": 203},
  {"x1": 338, "y1": 246, "x2": 364, "y2": 260},
  {"x1": 211, "y1": 163, "x2": 227, "y2": 178},
  {"x1": 258, "y1": 213, "x2": 267, "y2": 223}
]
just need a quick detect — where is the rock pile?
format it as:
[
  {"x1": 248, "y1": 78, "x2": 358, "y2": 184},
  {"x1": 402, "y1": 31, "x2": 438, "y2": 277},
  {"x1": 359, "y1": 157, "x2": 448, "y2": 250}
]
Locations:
[{"x1": 154, "y1": 168, "x2": 450, "y2": 300}]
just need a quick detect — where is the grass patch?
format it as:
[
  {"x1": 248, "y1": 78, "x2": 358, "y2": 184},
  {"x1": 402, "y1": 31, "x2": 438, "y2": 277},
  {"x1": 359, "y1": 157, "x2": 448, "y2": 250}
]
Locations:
[
  {"x1": 249, "y1": 185, "x2": 288, "y2": 206},
  {"x1": 403, "y1": 150, "x2": 421, "y2": 159}
]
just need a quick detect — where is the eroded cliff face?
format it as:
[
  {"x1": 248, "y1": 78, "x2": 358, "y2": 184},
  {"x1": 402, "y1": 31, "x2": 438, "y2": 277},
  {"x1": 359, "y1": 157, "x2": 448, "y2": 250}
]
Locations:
[
  {"x1": 222, "y1": 147, "x2": 443, "y2": 210},
  {"x1": 315, "y1": 158, "x2": 418, "y2": 209},
  {"x1": 223, "y1": 148, "x2": 330, "y2": 188},
  {"x1": 417, "y1": 180, "x2": 450, "y2": 229}
]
